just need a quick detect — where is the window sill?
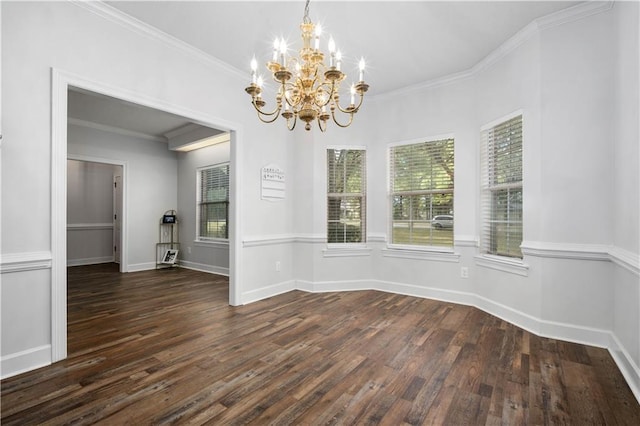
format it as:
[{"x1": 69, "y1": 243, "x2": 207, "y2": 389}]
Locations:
[
  {"x1": 323, "y1": 244, "x2": 372, "y2": 258},
  {"x1": 194, "y1": 239, "x2": 229, "y2": 249},
  {"x1": 382, "y1": 246, "x2": 459, "y2": 262},
  {"x1": 474, "y1": 254, "x2": 529, "y2": 276}
]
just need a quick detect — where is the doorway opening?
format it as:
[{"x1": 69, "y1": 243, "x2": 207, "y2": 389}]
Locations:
[
  {"x1": 67, "y1": 158, "x2": 125, "y2": 271},
  {"x1": 52, "y1": 69, "x2": 243, "y2": 364}
]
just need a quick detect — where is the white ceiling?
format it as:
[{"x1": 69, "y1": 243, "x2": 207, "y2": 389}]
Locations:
[
  {"x1": 70, "y1": 0, "x2": 581, "y2": 138},
  {"x1": 106, "y1": 0, "x2": 580, "y2": 95}
]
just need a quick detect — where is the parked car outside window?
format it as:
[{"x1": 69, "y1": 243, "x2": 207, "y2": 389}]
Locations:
[{"x1": 431, "y1": 214, "x2": 453, "y2": 229}]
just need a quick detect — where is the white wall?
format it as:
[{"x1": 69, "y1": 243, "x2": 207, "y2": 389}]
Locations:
[
  {"x1": 289, "y1": 2, "x2": 639, "y2": 401},
  {"x1": 1, "y1": 1, "x2": 638, "y2": 402},
  {"x1": 177, "y1": 142, "x2": 230, "y2": 275},
  {"x1": 611, "y1": 0, "x2": 640, "y2": 396},
  {"x1": 67, "y1": 159, "x2": 120, "y2": 266},
  {"x1": 0, "y1": 1, "x2": 292, "y2": 377},
  {"x1": 68, "y1": 123, "x2": 179, "y2": 270}
]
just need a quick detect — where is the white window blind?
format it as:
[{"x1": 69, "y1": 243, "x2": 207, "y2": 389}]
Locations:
[
  {"x1": 198, "y1": 163, "x2": 229, "y2": 240},
  {"x1": 481, "y1": 114, "x2": 523, "y2": 258},
  {"x1": 389, "y1": 138, "x2": 455, "y2": 247},
  {"x1": 327, "y1": 149, "x2": 366, "y2": 243}
]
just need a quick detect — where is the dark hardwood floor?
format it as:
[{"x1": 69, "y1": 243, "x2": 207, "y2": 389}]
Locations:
[{"x1": 1, "y1": 263, "x2": 638, "y2": 425}]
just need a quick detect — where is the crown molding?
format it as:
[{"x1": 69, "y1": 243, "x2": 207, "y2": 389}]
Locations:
[
  {"x1": 68, "y1": 117, "x2": 167, "y2": 143},
  {"x1": 71, "y1": 0, "x2": 246, "y2": 82},
  {"x1": 371, "y1": 1, "x2": 614, "y2": 101}
]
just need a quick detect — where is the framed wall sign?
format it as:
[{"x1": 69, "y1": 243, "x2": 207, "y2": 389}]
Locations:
[{"x1": 261, "y1": 164, "x2": 285, "y2": 200}]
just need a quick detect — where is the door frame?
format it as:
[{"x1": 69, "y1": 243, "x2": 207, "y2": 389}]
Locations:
[
  {"x1": 67, "y1": 156, "x2": 127, "y2": 272},
  {"x1": 51, "y1": 68, "x2": 243, "y2": 363}
]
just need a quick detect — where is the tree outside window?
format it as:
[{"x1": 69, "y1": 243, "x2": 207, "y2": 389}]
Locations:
[
  {"x1": 389, "y1": 139, "x2": 454, "y2": 247},
  {"x1": 198, "y1": 164, "x2": 229, "y2": 240},
  {"x1": 327, "y1": 149, "x2": 366, "y2": 243}
]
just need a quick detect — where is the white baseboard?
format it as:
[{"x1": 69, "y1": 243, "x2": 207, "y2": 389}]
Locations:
[
  {"x1": 67, "y1": 256, "x2": 114, "y2": 267},
  {"x1": 1, "y1": 345, "x2": 51, "y2": 380},
  {"x1": 127, "y1": 262, "x2": 157, "y2": 272},
  {"x1": 241, "y1": 280, "x2": 296, "y2": 305},
  {"x1": 178, "y1": 260, "x2": 229, "y2": 276},
  {"x1": 608, "y1": 334, "x2": 640, "y2": 404}
]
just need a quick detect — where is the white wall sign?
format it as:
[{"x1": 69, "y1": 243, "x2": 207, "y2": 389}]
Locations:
[{"x1": 261, "y1": 164, "x2": 285, "y2": 200}]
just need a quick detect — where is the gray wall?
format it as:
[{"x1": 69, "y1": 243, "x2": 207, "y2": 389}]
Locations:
[
  {"x1": 177, "y1": 142, "x2": 230, "y2": 275},
  {"x1": 67, "y1": 159, "x2": 120, "y2": 266}
]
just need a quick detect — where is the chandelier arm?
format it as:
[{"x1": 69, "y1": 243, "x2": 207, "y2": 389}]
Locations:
[
  {"x1": 318, "y1": 118, "x2": 327, "y2": 132},
  {"x1": 250, "y1": 96, "x2": 282, "y2": 117},
  {"x1": 334, "y1": 92, "x2": 366, "y2": 114},
  {"x1": 330, "y1": 108, "x2": 355, "y2": 128},
  {"x1": 253, "y1": 101, "x2": 283, "y2": 124},
  {"x1": 286, "y1": 113, "x2": 298, "y2": 131}
]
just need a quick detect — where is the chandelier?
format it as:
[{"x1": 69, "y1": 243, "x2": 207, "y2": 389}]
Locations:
[{"x1": 244, "y1": 0, "x2": 369, "y2": 132}]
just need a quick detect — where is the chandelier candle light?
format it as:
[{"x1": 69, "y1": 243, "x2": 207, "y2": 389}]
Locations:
[{"x1": 244, "y1": 0, "x2": 369, "y2": 131}]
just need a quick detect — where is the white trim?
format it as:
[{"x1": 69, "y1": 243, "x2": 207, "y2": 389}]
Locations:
[
  {"x1": 67, "y1": 223, "x2": 114, "y2": 231},
  {"x1": 322, "y1": 245, "x2": 372, "y2": 258},
  {"x1": 535, "y1": 0, "x2": 614, "y2": 30},
  {"x1": 194, "y1": 239, "x2": 229, "y2": 249},
  {"x1": 179, "y1": 261, "x2": 229, "y2": 277},
  {"x1": 0, "y1": 252, "x2": 52, "y2": 274},
  {"x1": 294, "y1": 234, "x2": 326, "y2": 244},
  {"x1": 71, "y1": 1, "x2": 245, "y2": 81},
  {"x1": 454, "y1": 237, "x2": 478, "y2": 248},
  {"x1": 68, "y1": 117, "x2": 166, "y2": 143},
  {"x1": 241, "y1": 280, "x2": 296, "y2": 305},
  {"x1": 243, "y1": 235, "x2": 297, "y2": 247},
  {"x1": 127, "y1": 262, "x2": 157, "y2": 272},
  {"x1": 371, "y1": 1, "x2": 613, "y2": 101},
  {"x1": 326, "y1": 144, "x2": 367, "y2": 151},
  {"x1": 475, "y1": 255, "x2": 530, "y2": 276},
  {"x1": 368, "y1": 233, "x2": 386, "y2": 244},
  {"x1": 51, "y1": 69, "x2": 68, "y2": 363},
  {"x1": 67, "y1": 256, "x2": 114, "y2": 267},
  {"x1": 52, "y1": 68, "x2": 244, "y2": 371},
  {"x1": 387, "y1": 133, "x2": 456, "y2": 149},
  {"x1": 609, "y1": 246, "x2": 640, "y2": 275},
  {"x1": 1, "y1": 345, "x2": 52, "y2": 380},
  {"x1": 296, "y1": 279, "x2": 374, "y2": 293},
  {"x1": 480, "y1": 109, "x2": 524, "y2": 132},
  {"x1": 381, "y1": 248, "x2": 460, "y2": 263},
  {"x1": 521, "y1": 241, "x2": 610, "y2": 261},
  {"x1": 66, "y1": 154, "x2": 128, "y2": 274},
  {"x1": 609, "y1": 333, "x2": 640, "y2": 404}
]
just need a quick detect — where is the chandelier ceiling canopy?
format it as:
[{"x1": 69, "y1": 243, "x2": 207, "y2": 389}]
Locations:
[{"x1": 244, "y1": 0, "x2": 369, "y2": 132}]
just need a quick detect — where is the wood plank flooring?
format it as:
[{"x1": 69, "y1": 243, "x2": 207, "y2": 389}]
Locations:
[{"x1": 2, "y1": 263, "x2": 639, "y2": 425}]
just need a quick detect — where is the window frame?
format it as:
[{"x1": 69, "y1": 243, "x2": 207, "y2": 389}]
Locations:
[
  {"x1": 480, "y1": 111, "x2": 524, "y2": 260},
  {"x1": 196, "y1": 162, "x2": 230, "y2": 242},
  {"x1": 326, "y1": 146, "x2": 367, "y2": 246},
  {"x1": 387, "y1": 135, "x2": 455, "y2": 252}
]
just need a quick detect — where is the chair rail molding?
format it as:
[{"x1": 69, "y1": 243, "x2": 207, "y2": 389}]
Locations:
[{"x1": 0, "y1": 252, "x2": 53, "y2": 274}]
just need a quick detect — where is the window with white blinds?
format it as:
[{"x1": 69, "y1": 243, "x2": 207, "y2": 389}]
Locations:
[
  {"x1": 327, "y1": 148, "x2": 366, "y2": 243},
  {"x1": 389, "y1": 138, "x2": 454, "y2": 247},
  {"x1": 480, "y1": 114, "x2": 523, "y2": 258},
  {"x1": 197, "y1": 163, "x2": 229, "y2": 240}
]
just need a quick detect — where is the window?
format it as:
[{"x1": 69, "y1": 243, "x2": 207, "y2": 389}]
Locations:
[
  {"x1": 327, "y1": 148, "x2": 366, "y2": 243},
  {"x1": 389, "y1": 138, "x2": 455, "y2": 247},
  {"x1": 197, "y1": 163, "x2": 229, "y2": 240},
  {"x1": 481, "y1": 114, "x2": 523, "y2": 258}
]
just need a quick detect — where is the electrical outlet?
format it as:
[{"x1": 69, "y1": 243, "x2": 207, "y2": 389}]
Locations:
[
  {"x1": 460, "y1": 266, "x2": 469, "y2": 279},
  {"x1": 275, "y1": 261, "x2": 281, "y2": 272},
  {"x1": 187, "y1": 246, "x2": 192, "y2": 254}
]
